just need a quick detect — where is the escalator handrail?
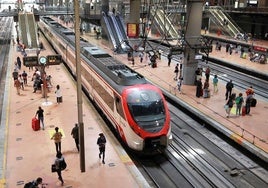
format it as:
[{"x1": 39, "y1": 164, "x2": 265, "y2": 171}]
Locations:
[{"x1": 102, "y1": 12, "x2": 121, "y2": 52}]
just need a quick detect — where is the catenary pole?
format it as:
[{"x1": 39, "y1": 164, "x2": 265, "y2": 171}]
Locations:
[{"x1": 74, "y1": 0, "x2": 85, "y2": 172}]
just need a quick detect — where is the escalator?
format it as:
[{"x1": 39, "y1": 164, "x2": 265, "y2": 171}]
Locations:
[
  {"x1": 208, "y1": 6, "x2": 244, "y2": 38},
  {"x1": 102, "y1": 12, "x2": 130, "y2": 53},
  {"x1": 18, "y1": 13, "x2": 39, "y2": 49},
  {"x1": 26, "y1": 13, "x2": 39, "y2": 48},
  {"x1": 18, "y1": 13, "x2": 29, "y2": 47},
  {"x1": 150, "y1": 7, "x2": 179, "y2": 39}
]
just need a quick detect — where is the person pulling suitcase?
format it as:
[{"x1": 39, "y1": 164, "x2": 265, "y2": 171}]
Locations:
[{"x1": 35, "y1": 106, "x2": 45, "y2": 130}]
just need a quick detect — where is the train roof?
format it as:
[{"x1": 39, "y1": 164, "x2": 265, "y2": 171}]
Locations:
[
  {"x1": 81, "y1": 46, "x2": 147, "y2": 86},
  {"x1": 41, "y1": 17, "x2": 148, "y2": 87}
]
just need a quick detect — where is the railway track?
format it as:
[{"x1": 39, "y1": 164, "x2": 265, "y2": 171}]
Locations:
[
  {"x1": 135, "y1": 103, "x2": 268, "y2": 187},
  {"x1": 39, "y1": 19, "x2": 268, "y2": 187}
]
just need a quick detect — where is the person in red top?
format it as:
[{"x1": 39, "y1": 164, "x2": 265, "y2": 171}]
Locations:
[{"x1": 246, "y1": 86, "x2": 254, "y2": 96}]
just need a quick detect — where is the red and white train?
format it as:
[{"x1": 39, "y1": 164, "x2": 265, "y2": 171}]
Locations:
[{"x1": 38, "y1": 17, "x2": 172, "y2": 152}]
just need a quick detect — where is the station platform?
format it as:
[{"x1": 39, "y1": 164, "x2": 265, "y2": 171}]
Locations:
[
  {"x1": 0, "y1": 33, "x2": 150, "y2": 187},
  {"x1": 79, "y1": 29, "x2": 268, "y2": 162},
  {"x1": 1, "y1": 18, "x2": 267, "y2": 187}
]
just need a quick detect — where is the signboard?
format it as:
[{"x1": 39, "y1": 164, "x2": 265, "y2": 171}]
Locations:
[
  {"x1": 127, "y1": 23, "x2": 139, "y2": 38},
  {"x1": 23, "y1": 56, "x2": 39, "y2": 67},
  {"x1": 253, "y1": 46, "x2": 267, "y2": 52},
  {"x1": 47, "y1": 55, "x2": 62, "y2": 65}
]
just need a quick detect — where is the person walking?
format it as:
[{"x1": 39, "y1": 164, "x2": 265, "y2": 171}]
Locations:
[
  {"x1": 177, "y1": 76, "x2": 183, "y2": 93},
  {"x1": 71, "y1": 123, "x2": 79, "y2": 151},
  {"x1": 35, "y1": 106, "x2": 44, "y2": 130},
  {"x1": 225, "y1": 96, "x2": 234, "y2": 118},
  {"x1": 213, "y1": 75, "x2": 218, "y2": 93},
  {"x1": 53, "y1": 152, "x2": 64, "y2": 186},
  {"x1": 55, "y1": 85, "x2": 62, "y2": 104},
  {"x1": 225, "y1": 80, "x2": 234, "y2": 100},
  {"x1": 173, "y1": 63, "x2": 179, "y2": 80},
  {"x1": 14, "y1": 78, "x2": 21, "y2": 95},
  {"x1": 22, "y1": 70, "x2": 28, "y2": 86},
  {"x1": 167, "y1": 53, "x2": 172, "y2": 66},
  {"x1": 235, "y1": 93, "x2": 244, "y2": 116},
  {"x1": 18, "y1": 74, "x2": 24, "y2": 90},
  {"x1": 51, "y1": 127, "x2": 63, "y2": 153},
  {"x1": 97, "y1": 133, "x2": 106, "y2": 164}
]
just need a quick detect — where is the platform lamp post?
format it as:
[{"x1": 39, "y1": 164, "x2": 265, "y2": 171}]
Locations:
[{"x1": 74, "y1": 0, "x2": 86, "y2": 172}]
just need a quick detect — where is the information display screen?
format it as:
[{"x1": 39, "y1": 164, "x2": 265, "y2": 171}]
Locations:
[
  {"x1": 23, "y1": 56, "x2": 39, "y2": 67},
  {"x1": 47, "y1": 55, "x2": 62, "y2": 65}
]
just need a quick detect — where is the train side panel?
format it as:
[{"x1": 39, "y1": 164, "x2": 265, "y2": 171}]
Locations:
[{"x1": 38, "y1": 18, "x2": 171, "y2": 152}]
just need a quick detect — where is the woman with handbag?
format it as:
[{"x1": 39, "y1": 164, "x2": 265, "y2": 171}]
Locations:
[{"x1": 53, "y1": 152, "x2": 65, "y2": 186}]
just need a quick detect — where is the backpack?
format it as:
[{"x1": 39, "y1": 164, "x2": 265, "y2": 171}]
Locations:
[
  {"x1": 60, "y1": 159, "x2": 67, "y2": 170},
  {"x1": 235, "y1": 97, "x2": 240, "y2": 104}
]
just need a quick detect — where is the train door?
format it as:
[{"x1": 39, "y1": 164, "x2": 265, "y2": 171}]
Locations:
[{"x1": 114, "y1": 94, "x2": 126, "y2": 139}]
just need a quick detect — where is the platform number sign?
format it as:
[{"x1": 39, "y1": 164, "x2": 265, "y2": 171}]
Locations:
[
  {"x1": 23, "y1": 56, "x2": 39, "y2": 67},
  {"x1": 47, "y1": 55, "x2": 62, "y2": 65}
]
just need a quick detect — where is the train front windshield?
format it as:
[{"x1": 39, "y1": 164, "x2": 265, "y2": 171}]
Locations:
[{"x1": 127, "y1": 90, "x2": 166, "y2": 132}]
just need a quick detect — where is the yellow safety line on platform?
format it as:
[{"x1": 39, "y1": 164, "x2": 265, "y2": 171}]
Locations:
[
  {"x1": 230, "y1": 133, "x2": 243, "y2": 145},
  {"x1": 1, "y1": 39, "x2": 15, "y2": 188},
  {"x1": 120, "y1": 155, "x2": 133, "y2": 163}
]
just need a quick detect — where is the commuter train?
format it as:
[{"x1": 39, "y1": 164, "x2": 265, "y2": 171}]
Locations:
[{"x1": 38, "y1": 17, "x2": 172, "y2": 152}]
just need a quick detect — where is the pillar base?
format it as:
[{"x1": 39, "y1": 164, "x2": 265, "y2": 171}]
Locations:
[{"x1": 183, "y1": 63, "x2": 198, "y2": 85}]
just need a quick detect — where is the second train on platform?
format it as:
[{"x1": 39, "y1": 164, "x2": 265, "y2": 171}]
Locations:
[{"x1": 38, "y1": 17, "x2": 172, "y2": 152}]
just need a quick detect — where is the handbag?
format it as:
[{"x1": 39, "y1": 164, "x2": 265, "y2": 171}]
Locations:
[
  {"x1": 224, "y1": 104, "x2": 229, "y2": 110},
  {"x1": 51, "y1": 164, "x2": 57, "y2": 173}
]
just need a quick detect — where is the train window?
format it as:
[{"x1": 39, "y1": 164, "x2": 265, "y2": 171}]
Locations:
[
  {"x1": 126, "y1": 90, "x2": 165, "y2": 123},
  {"x1": 115, "y1": 96, "x2": 125, "y2": 120},
  {"x1": 92, "y1": 77, "x2": 114, "y2": 110}
]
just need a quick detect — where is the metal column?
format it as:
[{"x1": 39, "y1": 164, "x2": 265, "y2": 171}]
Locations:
[{"x1": 183, "y1": 0, "x2": 204, "y2": 85}]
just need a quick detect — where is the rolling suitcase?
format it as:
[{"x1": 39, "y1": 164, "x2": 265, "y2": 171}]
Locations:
[
  {"x1": 32, "y1": 117, "x2": 40, "y2": 131},
  {"x1": 242, "y1": 106, "x2": 246, "y2": 116}
]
